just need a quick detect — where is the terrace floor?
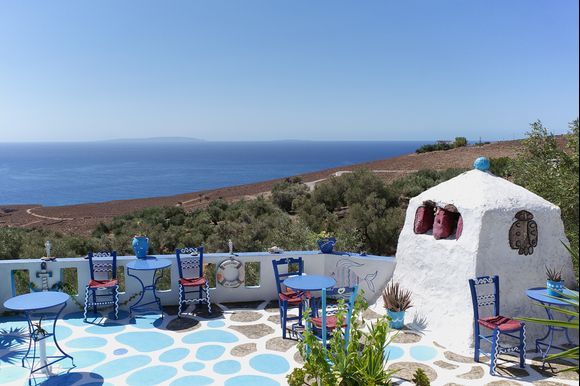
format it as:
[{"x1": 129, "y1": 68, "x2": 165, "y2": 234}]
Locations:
[{"x1": 0, "y1": 301, "x2": 577, "y2": 386}]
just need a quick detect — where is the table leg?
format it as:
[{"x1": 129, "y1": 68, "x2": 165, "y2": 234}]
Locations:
[
  {"x1": 23, "y1": 302, "x2": 74, "y2": 375},
  {"x1": 535, "y1": 301, "x2": 575, "y2": 369},
  {"x1": 128, "y1": 268, "x2": 165, "y2": 318}
]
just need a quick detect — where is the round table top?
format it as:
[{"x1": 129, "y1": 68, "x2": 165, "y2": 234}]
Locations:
[
  {"x1": 526, "y1": 287, "x2": 577, "y2": 306},
  {"x1": 127, "y1": 258, "x2": 172, "y2": 271},
  {"x1": 4, "y1": 291, "x2": 70, "y2": 312},
  {"x1": 284, "y1": 275, "x2": 336, "y2": 291}
]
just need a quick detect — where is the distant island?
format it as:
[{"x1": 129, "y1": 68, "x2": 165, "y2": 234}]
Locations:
[{"x1": 102, "y1": 136, "x2": 206, "y2": 143}]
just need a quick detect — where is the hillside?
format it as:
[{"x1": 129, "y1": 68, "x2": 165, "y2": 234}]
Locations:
[{"x1": 0, "y1": 139, "x2": 524, "y2": 235}]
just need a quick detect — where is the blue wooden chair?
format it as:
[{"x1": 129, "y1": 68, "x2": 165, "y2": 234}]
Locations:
[
  {"x1": 84, "y1": 251, "x2": 119, "y2": 320},
  {"x1": 310, "y1": 285, "x2": 358, "y2": 348},
  {"x1": 469, "y1": 275, "x2": 526, "y2": 375},
  {"x1": 272, "y1": 257, "x2": 310, "y2": 339},
  {"x1": 176, "y1": 247, "x2": 211, "y2": 316}
]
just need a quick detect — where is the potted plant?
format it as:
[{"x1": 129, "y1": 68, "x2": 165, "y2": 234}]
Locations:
[
  {"x1": 132, "y1": 234, "x2": 149, "y2": 259},
  {"x1": 316, "y1": 231, "x2": 336, "y2": 254},
  {"x1": 546, "y1": 266, "x2": 565, "y2": 297},
  {"x1": 382, "y1": 282, "x2": 412, "y2": 329}
]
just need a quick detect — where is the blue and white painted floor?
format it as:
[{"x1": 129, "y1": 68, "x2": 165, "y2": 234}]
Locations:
[{"x1": 1, "y1": 302, "x2": 577, "y2": 385}]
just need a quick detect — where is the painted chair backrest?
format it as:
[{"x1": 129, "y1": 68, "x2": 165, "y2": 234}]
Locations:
[
  {"x1": 468, "y1": 275, "x2": 500, "y2": 322},
  {"x1": 318, "y1": 285, "x2": 358, "y2": 348},
  {"x1": 88, "y1": 251, "x2": 117, "y2": 281},
  {"x1": 272, "y1": 257, "x2": 304, "y2": 295},
  {"x1": 176, "y1": 247, "x2": 204, "y2": 279}
]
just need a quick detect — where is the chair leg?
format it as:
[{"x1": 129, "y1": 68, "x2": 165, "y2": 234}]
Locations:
[
  {"x1": 281, "y1": 301, "x2": 288, "y2": 339},
  {"x1": 114, "y1": 285, "x2": 119, "y2": 319},
  {"x1": 490, "y1": 329, "x2": 500, "y2": 376},
  {"x1": 474, "y1": 324, "x2": 480, "y2": 363},
  {"x1": 178, "y1": 285, "x2": 184, "y2": 317},
  {"x1": 205, "y1": 282, "x2": 212, "y2": 314},
  {"x1": 92, "y1": 290, "x2": 97, "y2": 314},
  {"x1": 519, "y1": 325, "x2": 526, "y2": 368},
  {"x1": 84, "y1": 286, "x2": 90, "y2": 321}
]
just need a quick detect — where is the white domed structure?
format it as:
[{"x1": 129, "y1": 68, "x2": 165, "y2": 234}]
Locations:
[{"x1": 392, "y1": 160, "x2": 576, "y2": 354}]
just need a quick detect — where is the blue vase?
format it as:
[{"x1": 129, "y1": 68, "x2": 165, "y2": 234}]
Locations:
[
  {"x1": 387, "y1": 310, "x2": 405, "y2": 329},
  {"x1": 546, "y1": 280, "x2": 565, "y2": 297},
  {"x1": 317, "y1": 237, "x2": 336, "y2": 254},
  {"x1": 132, "y1": 236, "x2": 149, "y2": 259}
]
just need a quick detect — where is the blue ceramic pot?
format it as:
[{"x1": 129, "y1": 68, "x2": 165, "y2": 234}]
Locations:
[
  {"x1": 317, "y1": 237, "x2": 336, "y2": 254},
  {"x1": 546, "y1": 280, "x2": 565, "y2": 297},
  {"x1": 387, "y1": 310, "x2": 405, "y2": 330},
  {"x1": 132, "y1": 236, "x2": 149, "y2": 259}
]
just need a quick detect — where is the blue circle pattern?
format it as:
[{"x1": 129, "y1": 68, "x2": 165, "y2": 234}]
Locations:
[
  {"x1": 225, "y1": 375, "x2": 280, "y2": 386},
  {"x1": 249, "y1": 354, "x2": 290, "y2": 375},
  {"x1": 196, "y1": 345, "x2": 226, "y2": 361},
  {"x1": 214, "y1": 360, "x2": 241, "y2": 375},
  {"x1": 410, "y1": 345, "x2": 438, "y2": 361},
  {"x1": 160, "y1": 348, "x2": 190, "y2": 363},
  {"x1": 115, "y1": 331, "x2": 174, "y2": 352},
  {"x1": 183, "y1": 361, "x2": 205, "y2": 372},
  {"x1": 126, "y1": 365, "x2": 177, "y2": 386}
]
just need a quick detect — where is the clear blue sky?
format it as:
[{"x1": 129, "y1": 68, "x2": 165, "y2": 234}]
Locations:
[{"x1": 0, "y1": 0, "x2": 578, "y2": 142}]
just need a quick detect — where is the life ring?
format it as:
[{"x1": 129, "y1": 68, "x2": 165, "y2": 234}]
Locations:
[{"x1": 216, "y1": 258, "x2": 245, "y2": 288}]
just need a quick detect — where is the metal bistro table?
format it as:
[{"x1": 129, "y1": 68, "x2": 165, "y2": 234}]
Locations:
[
  {"x1": 3, "y1": 292, "x2": 74, "y2": 375},
  {"x1": 127, "y1": 258, "x2": 171, "y2": 317},
  {"x1": 526, "y1": 287, "x2": 578, "y2": 367},
  {"x1": 284, "y1": 275, "x2": 336, "y2": 333}
]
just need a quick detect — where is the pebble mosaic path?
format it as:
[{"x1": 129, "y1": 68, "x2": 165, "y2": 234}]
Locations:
[{"x1": 0, "y1": 301, "x2": 577, "y2": 385}]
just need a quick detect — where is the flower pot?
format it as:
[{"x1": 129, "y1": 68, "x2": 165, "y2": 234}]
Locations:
[
  {"x1": 317, "y1": 237, "x2": 336, "y2": 254},
  {"x1": 132, "y1": 236, "x2": 149, "y2": 259},
  {"x1": 387, "y1": 309, "x2": 405, "y2": 329},
  {"x1": 546, "y1": 280, "x2": 565, "y2": 297}
]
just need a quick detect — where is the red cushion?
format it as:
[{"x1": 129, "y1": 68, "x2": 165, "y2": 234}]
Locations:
[
  {"x1": 89, "y1": 279, "x2": 118, "y2": 289},
  {"x1": 478, "y1": 315, "x2": 523, "y2": 331},
  {"x1": 433, "y1": 208, "x2": 456, "y2": 239},
  {"x1": 179, "y1": 277, "x2": 207, "y2": 287},
  {"x1": 414, "y1": 205, "x2": 435, "y2": 234},
  {"x1": 279, "y1": 289, "x2": 311, "y2": 304},
  {"x1": 311, "y1": 315, "x2": 346, "y2": 330}
]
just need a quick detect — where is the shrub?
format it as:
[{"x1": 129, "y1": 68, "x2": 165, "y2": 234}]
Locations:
[
  {"x1": 453, "y1": 136, "x2": 468, "y2": 148},
  {"x1": 271, "y1": 176, "x2": 309, "y2": 213},
  {"x1": 287, "y1": 293, "x2": 396, "y2": 386},
  {"x1": 412, "y1": 368, "x2": 431, "y2": 386}
]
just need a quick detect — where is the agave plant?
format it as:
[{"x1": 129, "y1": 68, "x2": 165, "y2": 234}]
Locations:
[
  {"x1": 382, "y1": 282, "x2": 412, "y2": 312},
  {"x1": 545, "y1": 266, "x2": 563, "y2": 282}
]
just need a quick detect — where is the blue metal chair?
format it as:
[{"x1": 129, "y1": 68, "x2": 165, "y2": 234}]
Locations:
[
  {"x1": 84, "y1": 251, "x2": 119, "y2": 320},
  {"x1": 469, "y1": 275, "x2": 526, "y2": 375},
  {"x1": 272, "y1": 257, "x2": 310, "y2": 339},
  {"x1": 176, "y1": 247, "x2": 211, "y2": 316},
  {"x1": 310, "y1": 285, "x2": 358, "y2": 348}
]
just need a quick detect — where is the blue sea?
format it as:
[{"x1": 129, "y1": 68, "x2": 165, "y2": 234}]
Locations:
[{"x1": 0, "y1": 141, "x2": 428, "y2": 206}]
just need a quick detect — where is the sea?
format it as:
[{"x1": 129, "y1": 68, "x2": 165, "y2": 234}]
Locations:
[{"x1": 0, "y1": 141, "x2": 429, "y2": 206}]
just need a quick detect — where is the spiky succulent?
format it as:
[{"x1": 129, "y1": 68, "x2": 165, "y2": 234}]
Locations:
[
  {"x1": 545, "y1": 265, "x2": 563, "y2": 282},
  {"x1": 382, "y1": 282, "x2": 413, "y2": 312}
]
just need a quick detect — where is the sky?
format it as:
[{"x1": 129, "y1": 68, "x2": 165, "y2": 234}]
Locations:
[{"x1": 0, "y1": 0, "x2": 578, "y2": 142}]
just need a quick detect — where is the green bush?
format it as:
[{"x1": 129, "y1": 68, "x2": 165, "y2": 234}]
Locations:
[
  {"x1": 271, "y1": 176, "x2": 309, "y2": 213},
  {"x1": 453, "y1": 136, "x2": 468, "y2": 148}
]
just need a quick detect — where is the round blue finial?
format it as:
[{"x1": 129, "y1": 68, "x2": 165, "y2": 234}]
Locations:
[{"x1": 473, "y1": 157, "x2": 490, "y2": 171}]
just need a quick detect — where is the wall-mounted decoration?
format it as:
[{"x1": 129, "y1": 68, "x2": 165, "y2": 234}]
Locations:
[
  {"x1": 509, "y1": 210, "x2": 538, "y2": 255},
  {"x1": 413, "y1": 200, "x2": 436, "y2": 234},
  {"x1": 330, "y1": 258, "x2": 378, "y2": 292}
]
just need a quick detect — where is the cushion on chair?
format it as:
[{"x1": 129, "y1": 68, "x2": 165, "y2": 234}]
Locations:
[
  {"x1": 279, "y1": 289, "x2": 311, "y2": 303},
  {"x1": 478, "y1": 315, "x2": 522, "y2": 331},
  {"x1": 88, "y1": 279, "x2": 118, "y2": 289},
  {"x1": 179, "y1": 277, "x2": 207, "y2": 287},
  {"x1": 311, "y1": 315, "x2": 346, "y2": 330}
]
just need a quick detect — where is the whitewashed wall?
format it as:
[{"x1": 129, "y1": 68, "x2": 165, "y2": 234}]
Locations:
[{"x1": 0, "y1": 251, "x2": 395, "y2": 313}]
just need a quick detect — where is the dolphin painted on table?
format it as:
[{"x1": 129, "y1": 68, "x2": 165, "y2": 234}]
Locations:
[{"x1": 331, "y1": 259, "x2": 378, "y2": 292}]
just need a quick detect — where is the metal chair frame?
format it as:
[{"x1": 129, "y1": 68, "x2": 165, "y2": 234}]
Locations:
[
  {"x1": 469, "y1": 275, "x2": 526, "y2": 375},
  {"x1": 84, "y1": 251, "x2": 119, "y2": 320},
  {"x1": 272, "y1": 257, "x2": 307, "y2": 339},
  {"x1": 176, "y1": 247, "x2": 211, "y2": 316}
]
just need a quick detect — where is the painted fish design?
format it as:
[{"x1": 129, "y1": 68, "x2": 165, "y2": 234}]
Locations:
[{"x1": 331, "y1": 259, "x2": 378, "y2": 292}]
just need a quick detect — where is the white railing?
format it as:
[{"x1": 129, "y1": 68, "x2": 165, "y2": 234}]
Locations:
[{"x1": 0, "y1": 251, "x2": 396, "y2": 313}]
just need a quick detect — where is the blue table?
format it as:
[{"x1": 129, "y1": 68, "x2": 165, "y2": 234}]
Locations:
[
  {"x1": 127, "y1": 258, "x2": 171, "y2": 317},
  {"x1": 284, "y1": 275, "x2": 336, "y2": 334},
  {"x1": 284, "y1": 275, "x2": 336, "y2": 292},
  {"x1": 526, "y1": 287, "x2": 577, "y2": 367},
  {"x1": 3, "y1": 292, "x2": 74, "y2": 375}
]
